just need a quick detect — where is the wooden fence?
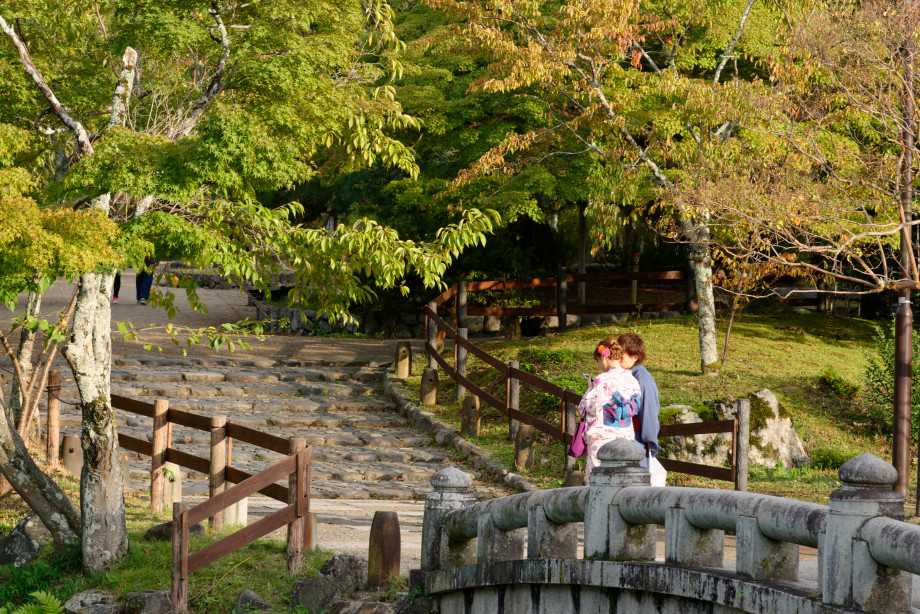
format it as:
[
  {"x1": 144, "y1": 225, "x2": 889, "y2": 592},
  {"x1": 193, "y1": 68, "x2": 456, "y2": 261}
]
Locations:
[
  {"x1": 430, "y1": 268, "x2": 689, "y2": 329},
  {"x1": 56, "y1": 390, "x2": 317, "y2": 614},
  {"x1": 422, "y1": 304, "x2": 750, "y2": 488}
]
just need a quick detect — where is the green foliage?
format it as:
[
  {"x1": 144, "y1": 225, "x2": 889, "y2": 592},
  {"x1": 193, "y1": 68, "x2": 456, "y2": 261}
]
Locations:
[
  {"x1": 809, "y1": 446, "x2": 858, "y2": 470},
  {"x1": 820, "y1": 368, "x2": 860, "y2": 399},
  {"x1": 860, "y1": 322, "x2": 920, "y2": 444},
  {"x1": 0, "y1": 543, "x2": 82, "y2": 607},
  {"x1": 0, "y1": 591, "x2": 64, "y2": 614}
]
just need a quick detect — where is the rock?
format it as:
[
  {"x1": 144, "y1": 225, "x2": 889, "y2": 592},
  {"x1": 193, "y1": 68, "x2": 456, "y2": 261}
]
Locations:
[
  {"x1": 0, "y1": 512, "x2": 51, "y2": 567},
  {"x1": 144, "y1": 520, "x2": 205, "y2": 541},
  {"x1": 320, "y1": 553, "x2": 369, "y2": 592},
  {"x1": 64, "y1": 590, "x2": 118, "y2": 614},
  {"x1": 459, "y1": 316, "x2": 484, "y2": 334},
  {"x1": 124, "y1": 590, "x2": 171, "y2": 614},
  {"x1": 233, "y1": 589, "x2": 273, "y2": 613},
  {"x1": 483, "y1": 316, "x2": 502, "y2": 333},
  {"x1": 290, "y1": 574, "x2": 341, "y2": 613},
  {"x1": 660, "y1": 390, "x2": 809, "y2": 469},
  {"x1": 393, "y1": 596, "x2": 439, "y2": 614},
  {"x1": 328, "y1": 600, "x2": 397, "y2": 614}
]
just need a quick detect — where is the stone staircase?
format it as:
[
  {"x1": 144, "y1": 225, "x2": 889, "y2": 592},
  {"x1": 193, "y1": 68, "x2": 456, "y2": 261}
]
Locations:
[{"x1": 28, "y1": 355, "x2": 502, "y2": 501}]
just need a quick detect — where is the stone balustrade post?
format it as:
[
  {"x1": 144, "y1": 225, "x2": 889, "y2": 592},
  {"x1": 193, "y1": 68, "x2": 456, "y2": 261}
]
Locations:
[
  {"x1": 665, "y1": 507, "x2": 723, "y2": 568},
  {"x1": 821, "y1": 453, "x2": 911, "y2": 612},
  {"x1": 477, "y1": 513, "x2": 525, "y2": 564},
  {"x1": 527, "y1": 505, "x2": 577, "y2": 559},
  {"x1": 584, "y1": 439, "x2": 653, "y2": 560},
  {"x1": 421, "y1": 467, "x2": 477, "y2": 573},
  {"x1": 735, "y1": 515, "x2": 798, "y2": 582}
]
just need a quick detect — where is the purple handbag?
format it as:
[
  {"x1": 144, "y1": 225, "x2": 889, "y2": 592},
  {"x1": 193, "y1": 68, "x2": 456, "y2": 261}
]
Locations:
[{"x1": 566, "y1": 417, "x2": 587, "y2": 457}]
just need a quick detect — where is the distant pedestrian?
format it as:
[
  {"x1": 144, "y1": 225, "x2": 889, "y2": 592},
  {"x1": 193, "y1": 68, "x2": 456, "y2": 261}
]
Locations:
[
  {"x1": 578, "y1": 337, "x2": 641, "y2": 484},
  {"x1": 136, "y1": 256, "x2": 157, "y2": 304},
  {"x1": 112, "y1": 272, "x2": 120, "y2": 304}
]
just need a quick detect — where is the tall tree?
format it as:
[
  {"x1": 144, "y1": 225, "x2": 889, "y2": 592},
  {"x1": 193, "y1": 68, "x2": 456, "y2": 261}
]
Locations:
[{"x1": 1, "y1": 0, "x2": 496, "y2": 571}]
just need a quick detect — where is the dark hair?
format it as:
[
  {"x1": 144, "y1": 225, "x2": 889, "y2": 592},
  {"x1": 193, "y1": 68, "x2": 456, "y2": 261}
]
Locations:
[
  {"x1": 594, "y1": 336, "x2": 623, "y2": 361},
  {"x1": 617, "y1": 332, "x2": 646, "y2": 364}
]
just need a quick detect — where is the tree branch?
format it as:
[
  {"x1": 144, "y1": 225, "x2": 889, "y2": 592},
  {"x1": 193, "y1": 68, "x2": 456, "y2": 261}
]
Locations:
[
  {"x1": 0, "y1": 13, "x2": 94, "y2": 156},
  {"x1": 714, "y1": 0, "x2": 757, "y2": 85}
]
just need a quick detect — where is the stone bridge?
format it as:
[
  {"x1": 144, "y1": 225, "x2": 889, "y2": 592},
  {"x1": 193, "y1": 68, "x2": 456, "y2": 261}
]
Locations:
[{"x1": 414, "y1": 440, "x2": 920, "y2": 613}]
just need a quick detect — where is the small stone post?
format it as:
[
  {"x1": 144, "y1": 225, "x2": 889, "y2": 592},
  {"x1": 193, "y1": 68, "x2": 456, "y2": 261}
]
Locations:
[
  {"x1": 556, "y1": 267, "x2": 568, "y2": 333},
  {"x1": 736, "y1": 515, "x2": 798, "y2": 582},
  {"x1": 61, "y1": 434, "x2": 82, "y2": 477},
  {"x1": 734, "y1": 398, "x2": 750, "y2": 492},
  {"x1": 420, "y1": 368, "x2": 438, "y2": 406},
  {"x1": 46, "y1": 370, "x2": 60, "y2": 468},
  {"x1": 420, "y1": 467, "x2": 477, "y2": 573},
  {"x1": 395, "y1": 341, "x2": 412, "y2": 379},
  {"x1": 528, "y1": 505, "x2": 578, "y2": 559},
  {"x1": 460, "y1": 396, "x2": 480, "y2": 438},
  {"x1": 821, "y1": 453, "x2": 911, "y2": 611},
  {"x1": 665, "y1": 506, "x2": 724, "y2": 567},
  {"x1": 513, "y1": 424, "x2": 535, "y2": 472},
  {"x1": 368, "y1": 511, "x2": 401, "y2": 589},
  {"x1": 163, "y1": 462, "x2": 183, "y2": 508},
  {"x1": 584, "y1": 439, "x2": 654, "y2": 560},
  {"x1": 426, "y1": 301, "x2": 438, "y2": 370},
  {"x1": 507, "y1": 361, "x2": 520, "y2": 441},
  {"x1": 478, "y1": 512, "x2": 525, "y2": 564}
]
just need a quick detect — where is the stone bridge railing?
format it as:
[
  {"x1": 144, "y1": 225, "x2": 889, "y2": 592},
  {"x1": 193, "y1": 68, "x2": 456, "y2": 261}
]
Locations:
[{"x1": 416, "y1": 440, "x2": 920, "y2": 613}]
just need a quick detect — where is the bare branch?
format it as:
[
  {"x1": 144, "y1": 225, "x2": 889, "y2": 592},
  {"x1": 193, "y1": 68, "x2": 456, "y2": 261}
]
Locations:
[{"x1": 714, "y1": 0, "x2": 757, "y2": 85}]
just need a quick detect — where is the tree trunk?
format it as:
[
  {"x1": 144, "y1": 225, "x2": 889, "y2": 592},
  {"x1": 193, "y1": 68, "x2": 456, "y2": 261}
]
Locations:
[
  {"x1": 0, "y1": 407, "x2": 81, "y2": 549},
  {"x1": 63, "y1": 271, "x2": 127, "y2": 573},
  {"x1": 577, "y1": 201, "x2": 587, "y2": 304},
  {"x1": 10, "y1": 291, "x2": 42, "y2": 429},
  {"x1": 682, "y1": 216, "x2": 719, "y2": 374}
]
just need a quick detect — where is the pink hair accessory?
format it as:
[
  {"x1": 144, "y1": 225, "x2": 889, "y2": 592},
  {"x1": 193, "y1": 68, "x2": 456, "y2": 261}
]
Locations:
[{"x1": 597, "y1": 345, "x2": 611, "y2": 358}]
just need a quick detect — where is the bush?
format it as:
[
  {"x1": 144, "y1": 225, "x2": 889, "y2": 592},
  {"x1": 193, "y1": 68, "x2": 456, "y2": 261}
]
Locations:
[
  {"x1": 820, "y1": 368, "x2": 860, "y2": 398},
  {"x1": 534, "y1": 374, "x2": 589, "y2": 415},
  {"x1": 0, "y1": 591, "x2": 64, "y2": 614},
  {"x1": 860, "y1": 322, "x2": 920, "y2": 443},
  {"x1": 809, "y1": 446, "x2": 858, "y2": 470}
]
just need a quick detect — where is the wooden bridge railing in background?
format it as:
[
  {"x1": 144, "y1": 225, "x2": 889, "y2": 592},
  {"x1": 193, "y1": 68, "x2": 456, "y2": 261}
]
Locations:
[{"x1": 422, "y1": 304, "x2": 749, "y2": 488}]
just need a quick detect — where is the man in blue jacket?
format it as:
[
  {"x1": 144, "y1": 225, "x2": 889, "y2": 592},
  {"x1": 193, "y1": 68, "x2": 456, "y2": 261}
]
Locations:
[{"x1": 617, "y1": 332, "x2": 660, "y2": 457}]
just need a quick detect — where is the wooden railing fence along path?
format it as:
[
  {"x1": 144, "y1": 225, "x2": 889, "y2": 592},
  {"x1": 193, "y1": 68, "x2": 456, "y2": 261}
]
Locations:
[
  {"x1": 42, "y1": 374, "x2": 313, "y2": 614},
  {"x1": 420, "y1": 272, "x2": 751, "y2": 489}
]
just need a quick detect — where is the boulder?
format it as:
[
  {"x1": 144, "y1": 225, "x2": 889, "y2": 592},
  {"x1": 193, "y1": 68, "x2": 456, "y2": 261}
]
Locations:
[
  {"x1": 0, "y1": 512, "x2": 51, "y2": 567},
  {"x1": 328, "y1": 601, "x2": 397, "y2": 614},
  {"x1": 124, "y1": 590, "x2": 170, "y2": 614},
  {"x1": 64, "y1": 590, "x2": 118, "y2": 614},
  {"x1": 459, "y1": 316, "x2": 484, "y2": 334},
  {"x1": 320, "y1": 553, "x2": 368, "y2": 593},
  {"x1": 660, "y1": 390, "x2": 809, "y2": 469},
  {"x1": 144, "y1": 520, "x2": 205, "y2": 541},
  {"x1": 392, "y1": 596, "x2": 439, "y2": 614},
  {"x1": 233, "y1": 589, "x2": 274, "y2": 613},
  {"x1": 290, "y1": 574, "x2": 341, "y2": 613},
  {"x1": 483, "y1": 316, "x2": 502, "y2": 333}
]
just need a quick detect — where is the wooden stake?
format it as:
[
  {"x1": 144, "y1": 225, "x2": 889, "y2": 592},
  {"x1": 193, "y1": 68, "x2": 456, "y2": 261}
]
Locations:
[
  {"x1": 46, "y1": 370, "x2": 60, "y2": 468},
  {"x1": 151, "y1": 399, "x2": 170, "y2": 514}
]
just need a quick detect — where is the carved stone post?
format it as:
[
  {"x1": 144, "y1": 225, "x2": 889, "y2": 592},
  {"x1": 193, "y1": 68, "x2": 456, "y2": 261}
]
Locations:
[
  {"x1": 584, "y1": 439, "x2": 652, "y2": 560},
  {"x1": 460, "y1": 396, "x2": 480, "y2": 438},
  {"x1": 665, "y1": 506, "x2": 723, "y2": 567},
  {"x1": 395, "y1": 341, "x2": 412, "y2": 379},
  {"x1": 477, "y1": 513, "x2": 525, "y2": 564},
  {"x1": 821, "y1": 453, "x2": 910, "y2": 611},
  {"x1": 420, "y1": 368, "x2": 438, "y2": 406},
  {"x1": 420, "y1": 467, "x2": 476, "y2": 573},
  {"x1": 513, "y1": 424, "x2": 535, "y2": 472}
]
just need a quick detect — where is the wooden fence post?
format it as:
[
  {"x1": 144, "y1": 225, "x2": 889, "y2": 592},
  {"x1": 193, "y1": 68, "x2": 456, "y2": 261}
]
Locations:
[
  {"x1": 455, "y1": 327, "x2": 468, "y2": 402},
  {"x1": 171, "y1": 502, "x2": 189, "y2": 614},
  {"x1": 209, "y1": 416, "x2": 227, "y2": 532},
  {"x1": 367, "y1": 511, "x2": 401, "y2": 589},
  {"x1": 563, "y1": 390, "x2": 578, "y2": 474},
  {"x1": 556, "y1": 266, "x2": 568, "y2": 332},
  {"x1": 151, "y1": 399, "x2": 170, "y2": 514},
  {"x1": 426, "y1": 301, "x2": 438, "y2": 370},
  {"x1": 507, "y1": 361, "x2": 520, "y2": 442},
  {"x1": 734, "y1": 399, "x2": 750, "y2": 492},
  {"x1": 287, "y1": 438, "x2": 307, "y2": 575},
  {"x1": 457, "y1": 281, "x2": 467, "y2": 324},
  {"x1": 303, "y1": 446, "x2": 314, "y2": 552},
  {"x1": 46, "y1": 370, "x2": 60, "y2": 468}
]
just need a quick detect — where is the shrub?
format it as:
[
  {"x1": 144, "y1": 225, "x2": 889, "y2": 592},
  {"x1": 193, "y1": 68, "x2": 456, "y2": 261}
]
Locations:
[
  {"x1": 809, "y1": 446, "x2": 858, "y2": 470},
  {"x1": 534, "y1": 374, "x2": 589, "y2": 415},
  {"x1": 860, "y1": 322, "x2": 920, "y2": 443},
  {"x1": 0, "y1": 591, "x2": 64, "y2": 614},
  {"x1": 820, "y1": 368, "x2": 860, "y2": 398}
]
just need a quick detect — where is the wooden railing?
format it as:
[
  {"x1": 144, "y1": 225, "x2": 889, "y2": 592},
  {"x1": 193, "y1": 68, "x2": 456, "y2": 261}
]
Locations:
[
  {"x1": 431, "y1": 269, "x2": 689, "y2": 329},
  {"x1": 107, "y1": 394, "x2": 314, "y2": 613},
  {"x1": 422, "y1": 304, "x2": 749, "y2": 488}
]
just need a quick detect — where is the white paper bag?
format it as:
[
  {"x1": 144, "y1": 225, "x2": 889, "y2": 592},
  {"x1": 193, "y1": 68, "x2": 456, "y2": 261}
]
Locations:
[{"x1": 639, "y1": 455, "x2": 667, "y2": 487}]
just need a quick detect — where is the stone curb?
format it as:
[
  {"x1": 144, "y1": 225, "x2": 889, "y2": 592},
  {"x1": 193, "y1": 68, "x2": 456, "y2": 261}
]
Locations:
[{"x1": 382, "y1": 371, "x2": 538, "y2": 493}]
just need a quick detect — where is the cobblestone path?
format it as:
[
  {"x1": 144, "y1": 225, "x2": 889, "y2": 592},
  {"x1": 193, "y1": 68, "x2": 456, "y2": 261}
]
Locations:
[{"x1": 43, "y1": 355, "x2": 504, "y2": 501}]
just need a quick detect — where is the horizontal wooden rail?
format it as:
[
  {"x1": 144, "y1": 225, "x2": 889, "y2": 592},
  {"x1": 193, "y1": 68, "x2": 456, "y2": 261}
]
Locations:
[
  {"x1": 118, "y1": 433, "x2": 153, "y2": 456},
  {"x1": 567, "y1": 271, "x2": 685, "y2": 282},
  {"x1": 168, "y1": 408, "x2": 212, "y2": 431},
  {"x1": 225, "y1": 422, "x2": 290, "y2": 455},
  {"x1": 225, "y1": 466, "x2": 289, "y2": 503},
  {"x1": 509, "y1": 367, "x2": 566, "y2": 397},
  {"x1": 658, "y1": 457, "x2": 734, "y2": 482},
  {"x1": 428, "y1": 309, "x2": 509, "y2": 373},
  {"x1": 189, "y1": 502, "x2": 298, "y2": 573},
  {"x1": 467, "y1": 277, "x2": 557, "y2": 291},
  {"x1": 659, "y1": 420, "x2": 735, "y2": 438},
  {"x1": 112, "y1": 394, "x2": 155, "y2": 418},
  {"x1": 467, "y1": 306, "x2": 556, "y2": 317},
  {"x1": 165, "y1": 447, "x2": 211, "y2": 475}
]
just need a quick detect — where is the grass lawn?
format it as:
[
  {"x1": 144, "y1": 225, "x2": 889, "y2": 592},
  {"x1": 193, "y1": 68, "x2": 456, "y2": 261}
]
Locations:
[
  {"x1": 0, "y1": 468, "x2": 330, "y2": 612},
  {"x1": 398, "y1": 305, "x2": 918, "y2": 510}
]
